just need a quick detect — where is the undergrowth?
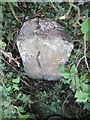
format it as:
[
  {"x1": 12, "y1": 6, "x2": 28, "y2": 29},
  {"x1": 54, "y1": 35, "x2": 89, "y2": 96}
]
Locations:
[{"x1": 0, "y1": 1, "x2": 90, "y2": 120}]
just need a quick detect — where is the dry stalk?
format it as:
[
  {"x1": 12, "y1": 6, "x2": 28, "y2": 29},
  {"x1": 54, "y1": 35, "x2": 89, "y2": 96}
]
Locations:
[
  {"x1": 56, "y1": 0, "x2": 74, "y2": 20},
  {"x1": 51, "y1": 2, "x2": 58, "y2": 11},
  {"x1": 0, "y1": 49, "x2": 20, "y2": 67},
  {"x1": 2, "y1": 57, "x2": 35, "y2": 90},
  {"x1": 77, "y1": 56, "x2": 85, "y2": 67},
  {"x1": 8, "y1": 2, "x2": 22, "y2": 24},
  {"x1": 55, "y1": 0, "x2": 82, "y2": 28},
  {"x1": 77, "y1": 34, "x2": 90, "y2": 72},
  {"x1": 72, "y1": 4, "x2": 81, "y2": 27}
]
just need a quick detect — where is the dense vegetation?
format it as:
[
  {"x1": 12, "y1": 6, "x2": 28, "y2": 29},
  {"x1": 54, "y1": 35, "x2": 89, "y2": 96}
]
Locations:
[{"x1": 0, "y1": 1, "x2": 90, "y2": 120}]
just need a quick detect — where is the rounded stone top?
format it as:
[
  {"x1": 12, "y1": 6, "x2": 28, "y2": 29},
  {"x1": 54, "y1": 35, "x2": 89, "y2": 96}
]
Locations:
[{"x1": 17, "y1": 18, "x2": 73, "y2": 81}]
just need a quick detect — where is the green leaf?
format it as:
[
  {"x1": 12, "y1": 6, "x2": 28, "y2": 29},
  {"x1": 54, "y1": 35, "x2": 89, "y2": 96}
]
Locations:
[
  {"x1": 2, "y1": 87, "x2": 8, "y2": 96},
  {"x1": 7, "y1": 86, "x2": 12, "y2": 92},
  {"x1": 81, "y1": 17, "x2": 90, "y2": 33},
  {"x1": 80, "y1": 75, "x2": 86, "y2": 82},
  {"x1": 12, "y1": 84, "x2": 19, "y2": 91},
  {"x1": 70, "y1": 77, "x2": 75, "y2": 89},
  {"x1": 80, "y1": 83, "x2": 90, "y2": 93},
  {"x1": 12, "y1": 2, "x2": 18, "y2": 7},
  {"x1": 70, "y1": 64, "x2": 78, "y2": 74},
  {"x1": 86, "y1": 30, "x2": 90, "y2": 41},
  {"x1": 75, "y1": 90, "x2": 89, "y2": 102},
  {"x1": 3, "y1": 101, "x2": 9, "y2": 107},
  {"x1": 61, "y1": 73, "x2": 70, "y2": 79},
  {"x1": 0, "y1": 41, "x2": 6, "y2": 49},
  {"x1": 76, "y1": 76, "x2": 80, "y2": 85},
  {"x1": 61, "y1": 78, "x2": 70, "y2": 84},
  {"x1": 18, "y1": 106, "x2": 24, "y2": 113},
  {"x1": 62, "y1": 79, "x2": 70, "y2": 84},
  {"x1": 19, "y1": 114, "x2": 30, "y2": 120},
  {"x1": 83, "y1": 102, "x2": 90, "y2": 111},
  {"x1": 50, "y1": 102, "x2": 57, "y2": 113},
  {"x1": 12, "y1": 77, "x2": 20, "y2": 84}
]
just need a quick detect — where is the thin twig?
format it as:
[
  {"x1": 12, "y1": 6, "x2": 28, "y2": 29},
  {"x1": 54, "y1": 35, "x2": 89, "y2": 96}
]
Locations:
[
  {"x1": 51, "y1": 2, "x2": 58, "y2": 11},
  {"x1": 0, "y1": 49, "x2": 20, "y2": 67},
  {"x1": 2, "y1": 57, "x2": 34, "y2": 89},
  {"x1": 77, "y1": 34, "x2": 90, "y2": 72},
  {"x1": 72, "y1": 4, "x2": 81, "y2": 27},
  {"x1": 56, "y1": 0, "x2": 74, "y2": 20},
  {"x1": 77, "y1": 56, "x2": 85, "y2": 68},
  {"x1": 62, "y1": 94, "x2": 71, "y2": 106},
  {"x1": 8, "y1": 2, "x2": 22, "y2": 24}
]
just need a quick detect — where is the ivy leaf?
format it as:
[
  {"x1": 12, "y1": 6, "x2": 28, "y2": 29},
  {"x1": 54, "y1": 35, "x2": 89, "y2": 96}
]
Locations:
[
  {"x1": 83, "y1": 102, "x2": 90, "y2": 111},
  {"x1": 12, "y1": 2, "x2": 18, "y2": 7},
  {"x1": 12, "y1": 77, "x2": 20, "y2": 84},
  {"x1": 76, "y1": 76, "x2": 80, "y2": 85},
  {"x1": 2, "y1": 87, "x2": 8, "y2": 96},
  {"x1": 61, "y1": 73, "x2": 70, "y2": 79},
  {"x1": 80, "y1": 75, "x2": 86, "y2": 82},
  {"x1": 19, "y1": 114, "x2": 30, "y2": 120},
  {"x1": 70, "y1": 77, "x2": 75, "y2": 89},
  {"x1": 50, "y1": 102, "x2": 57, "y2": 113},
  {"x1": 86, "y1": 30, "x2": 90, "y2": 41},
  {"x1": 18, "y1": 106, "x2": 24, "y2": 113},
  {"x1": 0, "y1": 41, "x2": 6, "y2": 49},
  {"x1": 7, "y1": 86, "x2": 12, "y2": 92},
  {"x1": 80, "y1": 83, "x2": 90, "y2": 93},
  {"x1": 81, "y1": 17, "x2": 90, "y2": 33},
  {"x1": 12, "y1": 84, "x2": 19, "y2": 91},
  {"x1": 70, "y1": 64, "x2": 78, "y2": 74},
  {"x1": 61, "y1": 78, "x2": 70, "y2": 84},
  {"x1": 75, "y1": 90, "x2": 89, "y2": 102}
]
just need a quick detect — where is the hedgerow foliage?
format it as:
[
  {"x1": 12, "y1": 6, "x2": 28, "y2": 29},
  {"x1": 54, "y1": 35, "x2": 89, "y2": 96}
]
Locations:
[{"x1": 0, "y1": 2, "x2": 90, "y2": 120}]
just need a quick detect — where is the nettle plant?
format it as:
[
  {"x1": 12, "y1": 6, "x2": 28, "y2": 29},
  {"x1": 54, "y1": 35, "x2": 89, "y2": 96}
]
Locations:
[{"x1": 58, "y1": 17, "x2": 90, "y2": 111}]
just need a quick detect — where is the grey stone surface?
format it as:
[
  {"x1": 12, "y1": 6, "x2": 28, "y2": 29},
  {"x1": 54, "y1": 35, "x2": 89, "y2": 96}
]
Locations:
[{"x1": 17, "y1": 18, "x2": 73, "y2": 80}]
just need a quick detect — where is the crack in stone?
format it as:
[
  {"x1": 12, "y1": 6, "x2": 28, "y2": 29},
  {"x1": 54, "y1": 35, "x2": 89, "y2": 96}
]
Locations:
[{"x1": 37, "y1": 51, "x2": 41, "y2": 68}]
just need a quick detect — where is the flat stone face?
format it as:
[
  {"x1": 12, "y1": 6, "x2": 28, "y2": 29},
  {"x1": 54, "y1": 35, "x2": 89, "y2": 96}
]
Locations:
[{"x1": 17, "y1": 18, "x2": 73, "y2": 80}]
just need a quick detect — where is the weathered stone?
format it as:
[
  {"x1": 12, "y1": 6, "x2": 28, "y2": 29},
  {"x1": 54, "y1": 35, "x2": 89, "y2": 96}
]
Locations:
[{"x1": 17, "y1": 18, "x2": 73, "y2": 80}]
